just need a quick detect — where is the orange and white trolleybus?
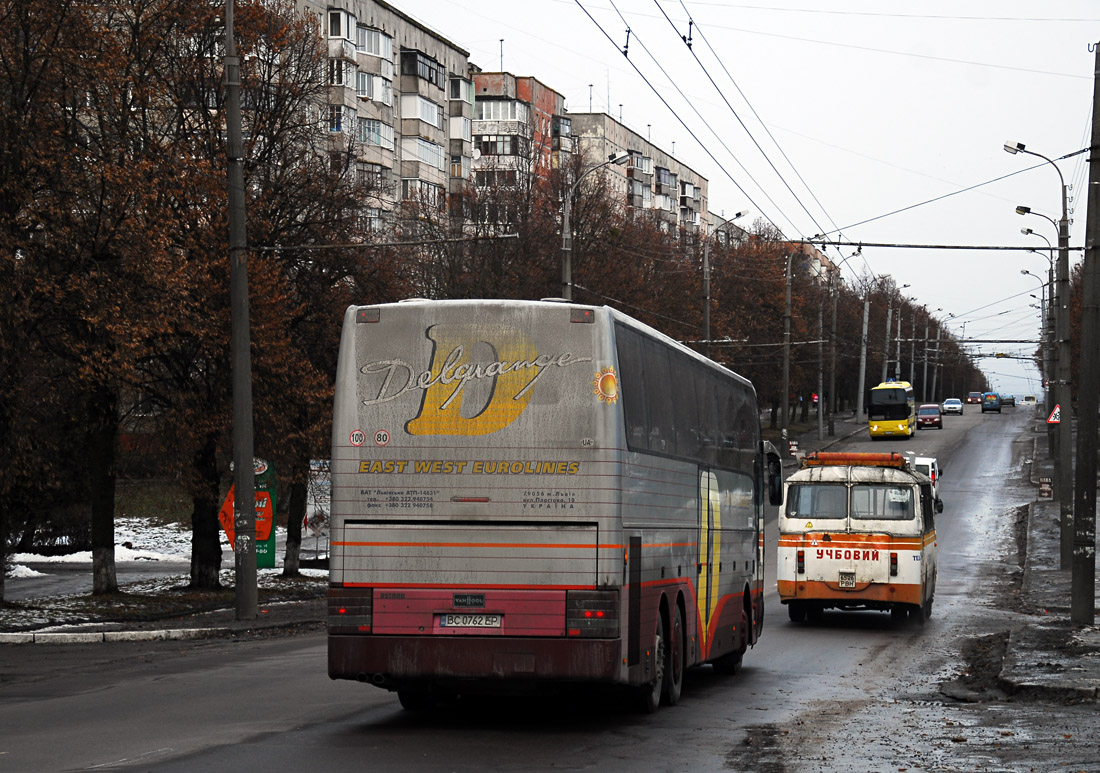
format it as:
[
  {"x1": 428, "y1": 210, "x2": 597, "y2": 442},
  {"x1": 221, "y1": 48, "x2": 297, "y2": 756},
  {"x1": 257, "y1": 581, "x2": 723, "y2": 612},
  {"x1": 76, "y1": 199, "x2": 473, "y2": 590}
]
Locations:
[
  {"x1": 777, "y1": 452, "x2": 937, "y2": 624},
  {"x1": 327, "y1": 299, "x2": 784, "y2": 711}
]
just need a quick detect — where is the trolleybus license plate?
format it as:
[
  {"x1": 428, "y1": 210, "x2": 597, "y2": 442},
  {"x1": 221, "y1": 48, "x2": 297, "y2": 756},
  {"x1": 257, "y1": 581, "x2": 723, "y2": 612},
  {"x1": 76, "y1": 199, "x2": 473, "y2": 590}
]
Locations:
[
  {"x1": 439, "y1": 613, "x2": 501, "y2": 628},
  {"x1": 838, "y1": 572, "x2": 856, "y2": 588}
]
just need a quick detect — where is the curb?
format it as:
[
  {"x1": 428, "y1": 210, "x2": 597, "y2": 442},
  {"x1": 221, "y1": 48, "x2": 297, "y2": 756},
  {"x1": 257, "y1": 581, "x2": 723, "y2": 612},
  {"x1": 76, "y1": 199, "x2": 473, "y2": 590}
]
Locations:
[{"x1": 0, "y1": 628, "x2": 220, "y2": 644}]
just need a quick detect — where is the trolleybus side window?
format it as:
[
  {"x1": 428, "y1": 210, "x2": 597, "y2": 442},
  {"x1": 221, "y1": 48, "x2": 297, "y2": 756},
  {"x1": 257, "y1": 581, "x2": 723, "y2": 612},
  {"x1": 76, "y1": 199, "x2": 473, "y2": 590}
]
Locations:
[{"x1": 850, "y1": 485, "x2": 914, "y2": 521}]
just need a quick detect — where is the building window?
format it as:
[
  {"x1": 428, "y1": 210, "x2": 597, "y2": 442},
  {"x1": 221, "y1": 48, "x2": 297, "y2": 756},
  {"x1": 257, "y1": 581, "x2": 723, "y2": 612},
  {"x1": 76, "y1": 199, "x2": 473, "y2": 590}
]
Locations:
[
  {"x1": 402, "y1": 178, "x2": 444, "y2": 208},
  {"x1": 450, "y1": 77, "x2": 473, "y2": 104},
  {"x1": 357, "y1": 162, "x2": 387, "y2": 190},
  {"x1": 400, "y1": 51, "x2": 445, "y2": 89},
  {"x1": 475, "y1": 100, "x2": 528, "y2": 123},
  {"x1": 328, "y1": 58, "x2": 351, "y2": 86},
  {"x1": 401, "y1": 137, "x2": 446, "y2": 171},
  {"x1": 475, "y1": 169, "x2": 517, "y2": 187},
  {"x1": 401, "y1": 95, "x2": 444, "y2": 129},
  {"x1": 356, "y1": 26, "x2": 393, "y2": 59},
  {"x1": 356, "y1": 70, "x2": 371, "y2": 99},
  {"x1": 358, "y1": 118, "x2": 394, "y2": 149},
  {"x1": 450, "y1": 155, "x2": 470, "y2": 179},
  {"x1": 476, "y1": 134, "x2": 515, "y2": 156},
  {"x1": 328, "y1": 105, "x2": 353, "y2": 133},
  {"x1": 374, "y1": 76, "x2": 392, "y2": 106},
  {"x1": 328, "y1": 10, "x2": 355, "y2": 41}
]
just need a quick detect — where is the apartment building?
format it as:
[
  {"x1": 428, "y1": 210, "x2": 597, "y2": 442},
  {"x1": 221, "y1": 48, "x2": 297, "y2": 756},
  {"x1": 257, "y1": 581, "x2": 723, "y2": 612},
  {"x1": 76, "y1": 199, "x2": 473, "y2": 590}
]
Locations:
[
  {"x1": 301, "y1": 0, "x2": 474, "y2": 225},
  {"x1": 568, "y1": 113, "x2": 709, "y2": 234},
  {"x1": 471, "y1": 72, "x2": 570, "y2": 183}
]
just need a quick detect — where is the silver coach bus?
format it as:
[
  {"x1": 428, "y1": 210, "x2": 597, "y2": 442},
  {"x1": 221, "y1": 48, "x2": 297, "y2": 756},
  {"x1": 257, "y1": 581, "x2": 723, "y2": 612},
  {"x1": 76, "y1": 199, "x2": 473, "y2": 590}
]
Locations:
[{"x1": 327, "y1": 299, "x2": 782, "y2": 711}]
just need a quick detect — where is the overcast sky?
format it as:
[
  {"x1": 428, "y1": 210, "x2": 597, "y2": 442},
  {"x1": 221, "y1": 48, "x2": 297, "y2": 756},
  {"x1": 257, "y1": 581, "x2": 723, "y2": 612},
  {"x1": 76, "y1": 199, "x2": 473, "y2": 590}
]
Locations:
[{"x1": 408, "y1": 1, "x2": 1098, "y2": 397}]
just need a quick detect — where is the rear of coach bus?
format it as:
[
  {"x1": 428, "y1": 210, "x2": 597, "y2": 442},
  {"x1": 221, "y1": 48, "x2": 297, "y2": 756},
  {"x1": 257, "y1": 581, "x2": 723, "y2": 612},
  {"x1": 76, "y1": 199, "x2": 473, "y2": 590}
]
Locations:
[{"x1": 327, "y1": 299, "x2": 627, "y2": 700}]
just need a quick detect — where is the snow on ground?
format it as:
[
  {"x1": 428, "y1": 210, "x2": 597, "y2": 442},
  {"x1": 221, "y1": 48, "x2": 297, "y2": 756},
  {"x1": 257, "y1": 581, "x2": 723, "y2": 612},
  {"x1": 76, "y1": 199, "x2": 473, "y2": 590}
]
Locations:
[{"x1": 5, "y1": 516, "x2": 328, "y2": 579}]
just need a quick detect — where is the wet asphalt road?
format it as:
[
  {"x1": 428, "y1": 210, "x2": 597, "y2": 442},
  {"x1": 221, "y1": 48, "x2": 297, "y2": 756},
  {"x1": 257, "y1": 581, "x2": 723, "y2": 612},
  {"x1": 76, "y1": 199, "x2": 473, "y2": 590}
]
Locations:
[{"x1": 3, "y1": 409, "x2": 1098, "y2": 771}]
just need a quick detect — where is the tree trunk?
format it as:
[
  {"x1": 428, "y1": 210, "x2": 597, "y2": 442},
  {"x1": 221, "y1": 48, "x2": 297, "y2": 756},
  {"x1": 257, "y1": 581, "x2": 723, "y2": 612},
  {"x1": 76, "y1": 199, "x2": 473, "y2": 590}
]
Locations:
[
  {"x1": 769, "y1": 399, "x2": 779, "y2": 429},
  {"x1": 282, "y1": 458, "x2": 308, "y2": 578},
  {"x1": 89, "y1": 387, "x2": 118, "y2": 595},
  {"x1": 189, "y1": 436, "x2": 223, "y2": 589}
]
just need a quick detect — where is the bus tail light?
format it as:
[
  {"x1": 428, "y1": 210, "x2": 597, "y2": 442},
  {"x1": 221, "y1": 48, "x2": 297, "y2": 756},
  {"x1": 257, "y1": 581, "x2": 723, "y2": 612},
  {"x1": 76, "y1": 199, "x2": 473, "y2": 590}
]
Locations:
[
  {"x1": 796, "y1": 550, "x2": 805, "y2": 574},
  {"x1": 328, "y1": 586, "x2": 373, "y2": 634},
  {"x1": 889, "y1": 552, "x2": 898, "y2": 577},
  {"x1": 566, "y1": 590, "x2": 619, "y2": 638}
]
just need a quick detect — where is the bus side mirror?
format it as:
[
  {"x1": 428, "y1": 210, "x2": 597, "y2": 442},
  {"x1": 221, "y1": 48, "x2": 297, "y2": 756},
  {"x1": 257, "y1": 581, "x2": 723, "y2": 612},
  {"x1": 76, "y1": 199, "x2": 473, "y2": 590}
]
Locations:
[{"x1": 763, "y1": 442, "x2": 784, "y2": 506}]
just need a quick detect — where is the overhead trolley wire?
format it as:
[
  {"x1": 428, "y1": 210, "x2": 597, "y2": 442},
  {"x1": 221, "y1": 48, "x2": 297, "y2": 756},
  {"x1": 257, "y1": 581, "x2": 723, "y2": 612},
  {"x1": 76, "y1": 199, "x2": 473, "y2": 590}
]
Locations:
[{"x1": 576, "y1": 0, "x2": 790, "y2": 237}]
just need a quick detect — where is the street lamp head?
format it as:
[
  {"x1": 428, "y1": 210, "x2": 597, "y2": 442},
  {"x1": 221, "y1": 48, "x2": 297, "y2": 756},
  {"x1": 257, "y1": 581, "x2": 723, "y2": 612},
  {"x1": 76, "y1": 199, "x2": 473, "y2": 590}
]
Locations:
[
  {"x1": 731, "y1": 211, "x2": 747, "y2": 220},
  {"x1": 607, "y1": 150, "x2": 630, "y2": 165},
  {"x1": 1015, "y1": 205, "x2": 1031, "y2": 216},
  {"x1": 1020, "y1": 269, "x2": 1029, "y2": 276},
  {"x1": 1004, "y1": 141, "x2": 1025, "y2": 155},
  {"x1": 1021, "y1": 227, "x2": 1033, "y2": 236}
]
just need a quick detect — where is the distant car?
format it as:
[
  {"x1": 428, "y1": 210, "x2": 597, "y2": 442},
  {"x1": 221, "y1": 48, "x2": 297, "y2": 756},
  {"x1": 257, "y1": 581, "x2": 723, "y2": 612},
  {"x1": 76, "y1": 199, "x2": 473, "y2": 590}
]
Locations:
[
  {"x1": 981, "y1": 392, "x2": 1001, "y2": 413},
  {"x1": 941, "y1": 398, "x2": 964, "y2": 415},
  {"x1": 916, "y1": 403, "x2": 943, "y2": 429},
  {"x1": 966, "y1": 392, "x2": 982, "y2": 404},
  {"x1": 1022, "y1": 395, "x2": 1037, "y2": 406},
  {"x1": 1001, "y1": 394, "x2": 1015, "y2": 406}
]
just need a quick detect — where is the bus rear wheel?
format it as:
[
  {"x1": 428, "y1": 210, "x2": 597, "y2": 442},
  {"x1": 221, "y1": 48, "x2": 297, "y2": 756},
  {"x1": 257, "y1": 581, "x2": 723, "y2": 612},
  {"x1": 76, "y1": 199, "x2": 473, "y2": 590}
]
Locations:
[
  {"x1": 662, "y1": 605, "x2": 684, "y2": 706},
  {"x1": 787, "y1": 602, "x2": 807, "y2": 622}
]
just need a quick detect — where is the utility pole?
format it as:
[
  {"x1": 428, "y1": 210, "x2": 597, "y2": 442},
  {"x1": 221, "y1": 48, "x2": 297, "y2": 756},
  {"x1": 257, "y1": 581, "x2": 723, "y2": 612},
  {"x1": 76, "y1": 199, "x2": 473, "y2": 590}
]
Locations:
[
  {"x1": 929, "y1": 327, "x2": 941, "y2": 402},
  {"x1": 856, "y1": 294, "x2": 870, "y2": 418},
  {"x1": 1071, "y1": 41, "x2": 1100, "y2": 625},
  {"x1": 881, "y1": 298, "x2": 893, "y2": 382},
  {"x1": 781, "y1": 254, "x2": 792, "y2": 453},
  {"x1": 1056, "y1": 170, "x2": 1074, "y2": 570},
  {"x1": 895, "y1": 312, "x2": 902, "y2": 382},
  {"x1": 828, "y1": 276, "x2": 838, "y2": 435},
  {"x1": 922, "y1": 320, "x2": 930, "y2": 402},
  {"x1": 817, "y1": 301, "x2": 824, "y2": 440},
  {"x1": 909, "y1": 308, "x2": 917, "y2": 387},
  {"x1": 225, "y1": 0, "x2": 257, "y2": 620}
]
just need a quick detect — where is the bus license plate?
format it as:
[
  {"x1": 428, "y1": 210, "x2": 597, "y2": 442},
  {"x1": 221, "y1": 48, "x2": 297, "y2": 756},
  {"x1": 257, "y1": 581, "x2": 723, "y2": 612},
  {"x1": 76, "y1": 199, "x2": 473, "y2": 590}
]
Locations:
[
  {"x1": 439, "y1": 613, "x2": 501, "y2": 628},
  {"x1": 838, "y1": 572, "x2": 856, "y2": 589}
]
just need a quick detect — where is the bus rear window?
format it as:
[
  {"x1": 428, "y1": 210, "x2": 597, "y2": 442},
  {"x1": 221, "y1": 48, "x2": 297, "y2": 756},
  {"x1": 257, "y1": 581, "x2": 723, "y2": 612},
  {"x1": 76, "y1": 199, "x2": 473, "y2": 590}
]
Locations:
[{"x1": 850, "y1": 485, "x2": 914, "y2": 521}]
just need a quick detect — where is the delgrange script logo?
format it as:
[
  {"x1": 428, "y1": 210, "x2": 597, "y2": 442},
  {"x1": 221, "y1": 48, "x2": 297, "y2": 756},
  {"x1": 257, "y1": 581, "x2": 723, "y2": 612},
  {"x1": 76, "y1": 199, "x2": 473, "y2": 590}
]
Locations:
[{"x1": 360, "y1": 324, "x2": 592, "y2": 436}]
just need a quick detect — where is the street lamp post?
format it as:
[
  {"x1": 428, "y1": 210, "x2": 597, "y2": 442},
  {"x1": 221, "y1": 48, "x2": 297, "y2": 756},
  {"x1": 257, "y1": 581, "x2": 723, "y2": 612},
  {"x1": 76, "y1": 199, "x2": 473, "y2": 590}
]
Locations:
[
  {"x1": 1007, "y1": 138, "x2": 1073, "y2": 569},
  {"x1": 880, "y1": 283, "x2": 909, "y2": 382},
  {"x1": 1022, "y1": 227, "x2": 1056, "y2": 428},
  {"x1": 562, "y1": 151, "x2": 630, "y2": 300}
]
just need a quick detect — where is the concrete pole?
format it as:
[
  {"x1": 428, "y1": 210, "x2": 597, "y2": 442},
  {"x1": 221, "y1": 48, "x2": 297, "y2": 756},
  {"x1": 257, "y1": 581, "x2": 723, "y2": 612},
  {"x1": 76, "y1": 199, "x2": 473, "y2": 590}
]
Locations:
[
  {"x1": 781, "y1": 254, "x2": 792, "y2": 452},
  {"x1": 922, "y1": 321, "x2": 929, "y2": 402},
  {"x1": 1071, "y1": 42, "x2": 1100, "y2": 625},
  {"x1": 909, "y1": 309, "x2": 916, "y2": 387},
  {"x1": 817, "y1": 302, "x2": 824, "y2": 441},
  {"x1": 881, "y1": 299, "x2": 893, "y2": 383},
  {"x1": 828, "y1": 278, "x2": 838, "y2": 435},
  {"x1": 895, "y1": 311, "x2": 902, "y2": 382},
  {"x1": 856, "y1": 295, "x2": 870, "y2": 418},
  {"x1": 561, "y1": 186, "x2": 573, "y2": 300},
  {"x1": 702, "y1": 238, "x2": 711, "y2": 358},
  {"x1": 225, "y1": 0, "x2": 257, "y2": 620},
  {"x1": 929, "y1": 328, "x2": 941, "y2": 402},
  {"x1": 1056, "y1": 181, "x2": 1073, "y2": 570}
]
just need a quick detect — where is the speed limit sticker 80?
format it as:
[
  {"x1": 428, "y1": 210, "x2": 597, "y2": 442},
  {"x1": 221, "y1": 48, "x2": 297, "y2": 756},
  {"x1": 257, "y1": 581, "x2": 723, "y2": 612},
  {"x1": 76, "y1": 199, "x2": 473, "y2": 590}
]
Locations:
[{"x1": 350, "y1": 429, "x2": 390, "y2": 447}]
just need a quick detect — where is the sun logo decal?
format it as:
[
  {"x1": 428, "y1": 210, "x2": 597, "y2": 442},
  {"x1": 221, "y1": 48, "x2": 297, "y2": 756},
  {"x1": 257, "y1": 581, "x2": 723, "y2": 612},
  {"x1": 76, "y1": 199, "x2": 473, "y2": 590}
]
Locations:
[{"x1": 593, "y1": 367, "x2": 618, "y2": 403}]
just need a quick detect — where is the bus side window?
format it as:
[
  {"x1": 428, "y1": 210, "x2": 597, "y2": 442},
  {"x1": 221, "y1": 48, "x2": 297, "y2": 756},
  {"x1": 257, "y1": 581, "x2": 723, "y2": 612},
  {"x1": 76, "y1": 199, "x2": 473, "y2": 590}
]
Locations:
[{"x1": 920, "y1": 483, "x2": 935, "y2": 532}]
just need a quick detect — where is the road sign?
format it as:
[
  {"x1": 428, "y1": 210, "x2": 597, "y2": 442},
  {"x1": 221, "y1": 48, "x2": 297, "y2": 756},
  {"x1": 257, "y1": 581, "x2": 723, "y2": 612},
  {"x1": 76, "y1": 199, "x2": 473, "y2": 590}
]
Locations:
[{"x1": 1047, "y1": 404, "x2": 1061, "y2": 424}]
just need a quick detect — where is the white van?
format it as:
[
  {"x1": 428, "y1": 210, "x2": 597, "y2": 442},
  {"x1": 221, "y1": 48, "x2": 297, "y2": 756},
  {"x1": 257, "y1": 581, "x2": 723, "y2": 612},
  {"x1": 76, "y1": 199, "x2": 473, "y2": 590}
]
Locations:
[{"x1": 912, "y1": 456, "x2": 943, "y2": 513}]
